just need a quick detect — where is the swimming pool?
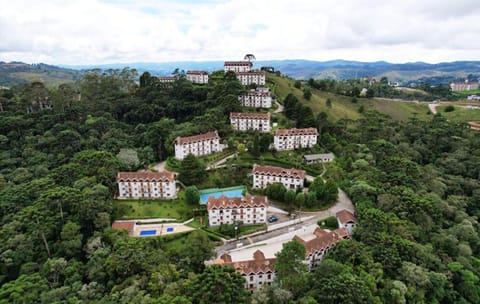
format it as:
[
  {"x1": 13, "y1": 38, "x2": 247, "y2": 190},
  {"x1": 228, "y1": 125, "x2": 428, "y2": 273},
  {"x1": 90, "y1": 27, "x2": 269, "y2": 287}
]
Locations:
[
  {"x1": 140, "y1": 230, "x2": 157, "y2": 236},
  {"x1": 199, "y1": 186, "x2": 246, "y2": 204}
]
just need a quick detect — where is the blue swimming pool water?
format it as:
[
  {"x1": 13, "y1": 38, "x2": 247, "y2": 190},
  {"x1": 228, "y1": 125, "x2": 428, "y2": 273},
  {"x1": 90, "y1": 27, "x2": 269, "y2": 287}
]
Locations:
[
  {"x1": 166, "y1": 227, "x2": 174, "y2": 232},
  {"x1": 140, "y1": 230, "x2": 156, "y2": 236},
  {"x1": 199, "y1": 186, "x2": 246, "y2": 204}
]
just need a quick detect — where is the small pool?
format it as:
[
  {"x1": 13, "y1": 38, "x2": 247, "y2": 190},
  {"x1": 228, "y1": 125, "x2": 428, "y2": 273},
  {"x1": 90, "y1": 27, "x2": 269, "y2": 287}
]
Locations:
[
  {"x1": 199, "y1": 186, "x2": 246, "y2": 204},
  {"x1": 140, "y1": 230, "x2": 157, "y2": 236},
  {"x1": 166, "y1": 227, "x2": 174, "y2": 233}
]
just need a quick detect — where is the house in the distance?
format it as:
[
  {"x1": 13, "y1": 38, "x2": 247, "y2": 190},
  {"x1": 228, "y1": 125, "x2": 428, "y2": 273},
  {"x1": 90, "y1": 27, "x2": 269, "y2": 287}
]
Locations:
[
  {"x1": 174, "y1": 131, "x2": 222, "y2": 160},
  {"x1": 303, "y1": 153, "x2": 335, "y2": 164},
  {"x1": 230, "y1": 112, "x2": 271, "y2": 133},
  {"x1": 274, "y1": 128, "x2": 318, "y2": 151},
  {"x1": 224, "y1": 61, "x2": 253, "y2": 73},
  {"x1": 157, "y1": 76, "x2": 176, "y2": 83},
  {"x1": 252, "y1": 164, "x2": 305, "y2": 190},
  {"x1": 116, "y1": 171, "x2": 177, "y2": 199},
  {"x1": 450, "y1": 80, "x2": 480, "y2": 91},
  {"x1": 236, "y1": 71, "x2": 266, "y2": 86},
  {"x1": 186, "y1": 70, "x2": 209, "y2": 84},
  {"x1": 336, "y1": 209, "x2": 357, "y2": 235},
  {"x1": 239, "y1": 88, "x2": 272, "y2": 108},
  {"x1": 207, "y1": 194, "x2": 269, "y2": 226}
]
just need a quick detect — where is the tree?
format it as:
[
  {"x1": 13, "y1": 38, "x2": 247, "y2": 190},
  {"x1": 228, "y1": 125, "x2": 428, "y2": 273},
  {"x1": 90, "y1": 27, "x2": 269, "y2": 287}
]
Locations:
[
  {"x1": 303, "y1": 89, "x2": 312, "y2": 100},
  {"x1": 265, "y1": 183, "x2": 287, "y2": 201},
  {"x1": 244, "y1": 54, "x2": 256, "y2": 62},
  {"x1": 275, "y1": 240, "x2": 309, "y2": 297},
  {"x1": 185, "y1": 186, "x2": 200, "y2": 205},
  {"x1": 366, "y1": 88, "x2": 374, "y2": 98},
  {"x1": 116, "y1": 148, "x2": 140, "y2": 171},
  {"x1": 284, "y1": 190, "x2": 297, "y2": 204},
  {"x1": 177, "y1": 231, "x2": 215, "y2": 273},
  {"x1": 178, "y1": 154, "x2": 206, "y2": 185},
  {"x1": 191, "y1": 265, "x2": 249, "y2": 304},
  {"x1": 294, "y1": 81, "x2": 302, "y2": 89}
]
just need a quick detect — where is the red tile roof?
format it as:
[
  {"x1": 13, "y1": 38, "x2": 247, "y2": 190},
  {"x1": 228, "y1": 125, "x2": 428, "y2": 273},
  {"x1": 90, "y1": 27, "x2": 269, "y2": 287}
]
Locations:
[
  {"x1": 236, "y1": 71, "x2": 265, "y2": 76},
  {"x1": 224, "y1": 61, "x2": 253, "y2": 67},
  {"x1": 112, "y1": 221, "x2": 135, "y2": 233},
  {"x1": 230, "y1": 112, "x2": 270, "y2": 120},
  {"x1": 335, "y1": 209, "x2": 356, "y2": 225},
  {"x1": 252, "y1": 164, "x2": 306, "y2": 179},
  {"x1": 117, "y1": 171, "x2": 175, "y2": 182},
  {"x1": 215, "y1": 250, "x2": 276, "y2": 274},
  {"x1": 175, "y1": 131, "x2": 219, "y2": 145},
  {"x1": 187, "y1": 70, "x2": 208, "y2": 75},
  {"x1": 295, "y1": 228, "x2": 350, "y2": 256},
  {"x1": 275, "y1": 128, "x2": 318, "y2": 136},
  {"x1": 207, "y1": 194, "x2": 269, "y2": 210}
]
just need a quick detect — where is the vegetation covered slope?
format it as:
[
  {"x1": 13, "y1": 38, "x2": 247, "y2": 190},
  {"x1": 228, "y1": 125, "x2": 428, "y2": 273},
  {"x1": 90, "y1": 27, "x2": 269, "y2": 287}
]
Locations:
[
  {"x1": 0, "y1": 62, "x2": 82, "y2": 87},
  {"x1": 0, "y1": 70, "x2": 479, "y2": 303}
]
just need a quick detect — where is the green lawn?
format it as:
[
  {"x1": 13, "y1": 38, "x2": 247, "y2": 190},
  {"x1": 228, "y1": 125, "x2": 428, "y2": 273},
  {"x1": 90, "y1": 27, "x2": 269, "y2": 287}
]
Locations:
[
  {"x1": 437, "y1": 105, "x2": 480, "y2": 122},
  {"x1": 267, "y1": 73, "x2": 430, "y2": 122},
  {"x1": 113, "y1": 192, "x2": 197, "y2": 221}
]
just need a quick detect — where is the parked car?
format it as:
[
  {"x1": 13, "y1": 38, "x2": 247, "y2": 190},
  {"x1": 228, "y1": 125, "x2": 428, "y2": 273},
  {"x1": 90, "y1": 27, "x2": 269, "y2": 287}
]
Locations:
[{"x1": 268, "y1": 215, "x2": 278, "y2": 223}]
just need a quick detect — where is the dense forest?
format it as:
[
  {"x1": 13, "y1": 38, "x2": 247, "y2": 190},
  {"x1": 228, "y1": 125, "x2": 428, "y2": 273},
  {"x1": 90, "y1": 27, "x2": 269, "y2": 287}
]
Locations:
[{"x1": 0, "y1": 69, "x2": 479, "y2": 303}]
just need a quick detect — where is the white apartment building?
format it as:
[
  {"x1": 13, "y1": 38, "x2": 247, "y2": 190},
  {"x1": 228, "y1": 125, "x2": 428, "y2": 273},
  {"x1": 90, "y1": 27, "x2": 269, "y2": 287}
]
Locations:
[
  {"x1": 294, "y1": 227, "x2": 350, "y2": 270},
  {"x1": 213, "y1": 251, "x2": 276, "y2": 291},
  {"x1": 252, "y1": 164, "x2": 305, "y2": 190},
  {"x1": 224, "y1": 61, "x2": 253, "y2": 73},
  {"x1": 230, "y1": 112, "x2": 271, "y2": 133},
  {"x1": 207, "y1": 194, "x2": 269, "y2": 226},
  {"x1": 157, "y1": 76, "x2": 176, "y2": 83},
  {"x1": 236, "y1": 72, "x2": 266, "y2": 86},
  {"x1": 117, "y1": 171, "x2": 176, "y2": 199},
  {"x1": 186, "y1": 70, "x2": 209, "y2": 84},
  {"x1": 274, "y1": 128, "x2": 318, "y2": 151},
  {"x1": 450, "y1": 80, "x2": 479, "y2": 91},
  {"x1": 239, "y1": 89, "x2": 272, "y2": 108},
  {"x1": 174, "y1": 131, "x2": 222, "y2": 160}
]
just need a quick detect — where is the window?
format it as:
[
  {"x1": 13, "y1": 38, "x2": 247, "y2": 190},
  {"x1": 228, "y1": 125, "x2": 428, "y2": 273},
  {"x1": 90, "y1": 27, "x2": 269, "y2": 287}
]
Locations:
[
  {"x1": 250, "y1": 276, "x2": 254, "y2": 281},
  {"x1": 267, "y1": 274, "x2": 271, "y2": 279}
]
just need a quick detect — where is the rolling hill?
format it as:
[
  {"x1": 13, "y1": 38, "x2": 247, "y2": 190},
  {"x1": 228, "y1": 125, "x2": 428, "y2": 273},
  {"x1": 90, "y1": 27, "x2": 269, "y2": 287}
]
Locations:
[{"x1": 0, "y1": 62, "x2": 82, "y2": 87}]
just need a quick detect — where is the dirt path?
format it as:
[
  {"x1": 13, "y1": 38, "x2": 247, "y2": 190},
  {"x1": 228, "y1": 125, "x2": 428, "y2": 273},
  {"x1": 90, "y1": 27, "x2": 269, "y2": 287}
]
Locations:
[{"x1": 274, "y1": 100, "x2": 284, "y2": 113}]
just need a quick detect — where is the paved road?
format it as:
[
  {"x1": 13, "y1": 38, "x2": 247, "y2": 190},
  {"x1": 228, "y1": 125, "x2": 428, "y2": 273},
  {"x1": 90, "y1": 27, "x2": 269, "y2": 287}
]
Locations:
[
  {"x1": 215, "y1": 188, "x2": 354, "y2": 255},
  {"x1": 206, "y1": 152, "x2": 238, "y2": 170},
  {"x1": 274, "y1": 100, "x2": 284, "y2": 113}
]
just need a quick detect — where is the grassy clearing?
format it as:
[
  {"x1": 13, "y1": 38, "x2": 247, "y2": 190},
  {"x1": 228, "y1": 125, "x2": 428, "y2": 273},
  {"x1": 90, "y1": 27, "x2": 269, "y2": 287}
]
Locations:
[
  {"x1": 113, "y1": 191, "x2": 197, "y2": 221},
  {"x1": 437, "y1": 106, "x2": 480, "y2": 122},
  {"x1": 267, "y1": 73, "x2": 431, "y2": 122}
]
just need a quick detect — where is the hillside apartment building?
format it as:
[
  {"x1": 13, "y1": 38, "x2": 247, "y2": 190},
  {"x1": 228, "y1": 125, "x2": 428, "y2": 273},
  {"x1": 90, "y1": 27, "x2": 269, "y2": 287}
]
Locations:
[
  {"x1": 207, "y1": 195, "x2": 269, "y2": 226},
  {"x1": 239, "y1": 88, "x2": 272, "y2": 108},
  {"x1": 186, "y1": 70, "x2": 209, "y2": 84},
  {"x1": 174, "y1": 131, "x2": 222, "y2": 160},
  {"x1": 224, "y1": 61, "x2": 253, "y2": 73},
  {"x1": 274, "y1": 128, "x2": 318, "y2": 151},
  {"x1": 230, "y1": 112, "x2": 271, "y2": 133},
  {"x1": 252, "y1": 164, "x2": 305, "y2": 190},
  {"x1": 116, "y1": 171, "x2": 177, "y2": 199},
  {"x1": 450, "y1": 80, "x2": 479, "y2": 91}
]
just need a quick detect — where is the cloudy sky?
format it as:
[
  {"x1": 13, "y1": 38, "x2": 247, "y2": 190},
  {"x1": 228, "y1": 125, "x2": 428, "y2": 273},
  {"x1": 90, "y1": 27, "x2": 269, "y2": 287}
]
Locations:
[{"x1": 0, "y1": 0, "x2": 479, "y2": 65}]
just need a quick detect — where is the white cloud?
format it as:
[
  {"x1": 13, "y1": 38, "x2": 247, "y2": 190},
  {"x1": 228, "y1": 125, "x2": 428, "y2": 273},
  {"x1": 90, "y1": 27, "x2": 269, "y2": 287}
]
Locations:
[{"x1": 0, "y1": 0, "x2": 479, "y2": 64}]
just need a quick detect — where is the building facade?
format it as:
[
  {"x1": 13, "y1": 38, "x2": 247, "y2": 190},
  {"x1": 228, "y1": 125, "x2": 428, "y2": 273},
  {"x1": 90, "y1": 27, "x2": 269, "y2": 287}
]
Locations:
[
  {"x1": 303, "y1": 153, "x2": 335, "y2": 164},
  {"x1": 174, "y1": 131, "x2": 222, "y2": 160},
  {"x1": 207, "y1": 194, "x2": 269, "y2": 226},
  {"x1": 157, "y1": 76, "x2": 176, "y2": 83},
  {"x1": 117, "y1": 171, "x2": 177, "y2": 199},
  {"x1": 213, "y1": 251, "x2": 276, "y2": 291},
  {"x1": 450, "y1": 81, "x2": 480, "y2": 91},
  {"x1": 186, "y1": 70, "x2": 209, "y2": 84},
  {"x1": 224, "y1": 61, "x2": 253, "y2": 73},
  {"x1": 230, "y1": 112, "x2": 271, "y2": 133},
  {"x1": 336, "y1": 209, "x2": 357, "y2": 235},
  {"x1": 239, "y1": 89, "x2": 272, "y2": 108},
  {"x1": 252, "y1": 164, "x2": 305, "y2": 190},
  {"x1": 236, "y1": 72, "x2": 266, "y2": 86},
  {"x1": 274, "y1": 128, "x2": 318, "y2": 151},
  {"x1": 294, "y1": 227, "x2": 350, "y2": 269}
]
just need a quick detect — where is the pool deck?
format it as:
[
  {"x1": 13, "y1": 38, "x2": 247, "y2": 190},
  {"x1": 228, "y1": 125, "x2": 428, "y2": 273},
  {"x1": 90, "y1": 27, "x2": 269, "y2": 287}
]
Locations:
[{"x1": 133, "y1": 222, "x2": 195, "y2": 237}]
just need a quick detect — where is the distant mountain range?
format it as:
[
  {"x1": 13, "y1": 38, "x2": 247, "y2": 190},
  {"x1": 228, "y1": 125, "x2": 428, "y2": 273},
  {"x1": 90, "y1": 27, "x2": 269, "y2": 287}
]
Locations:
[
  {"x1": 61, "y1": 59, "x2": 480, "y2": 85},
  {"x1": 1, "y1": 59, "x2": 479, "y2": 87}
]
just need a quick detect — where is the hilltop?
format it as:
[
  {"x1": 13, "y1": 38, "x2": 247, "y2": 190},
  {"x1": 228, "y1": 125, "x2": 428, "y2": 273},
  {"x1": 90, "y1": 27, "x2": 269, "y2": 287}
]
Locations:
[
  {"x1": 267, "y1": 73, "x2": 430, "y2": 122},
  {"x1": 0, "y1": 61, "x2": 82, "y2": 87}
]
